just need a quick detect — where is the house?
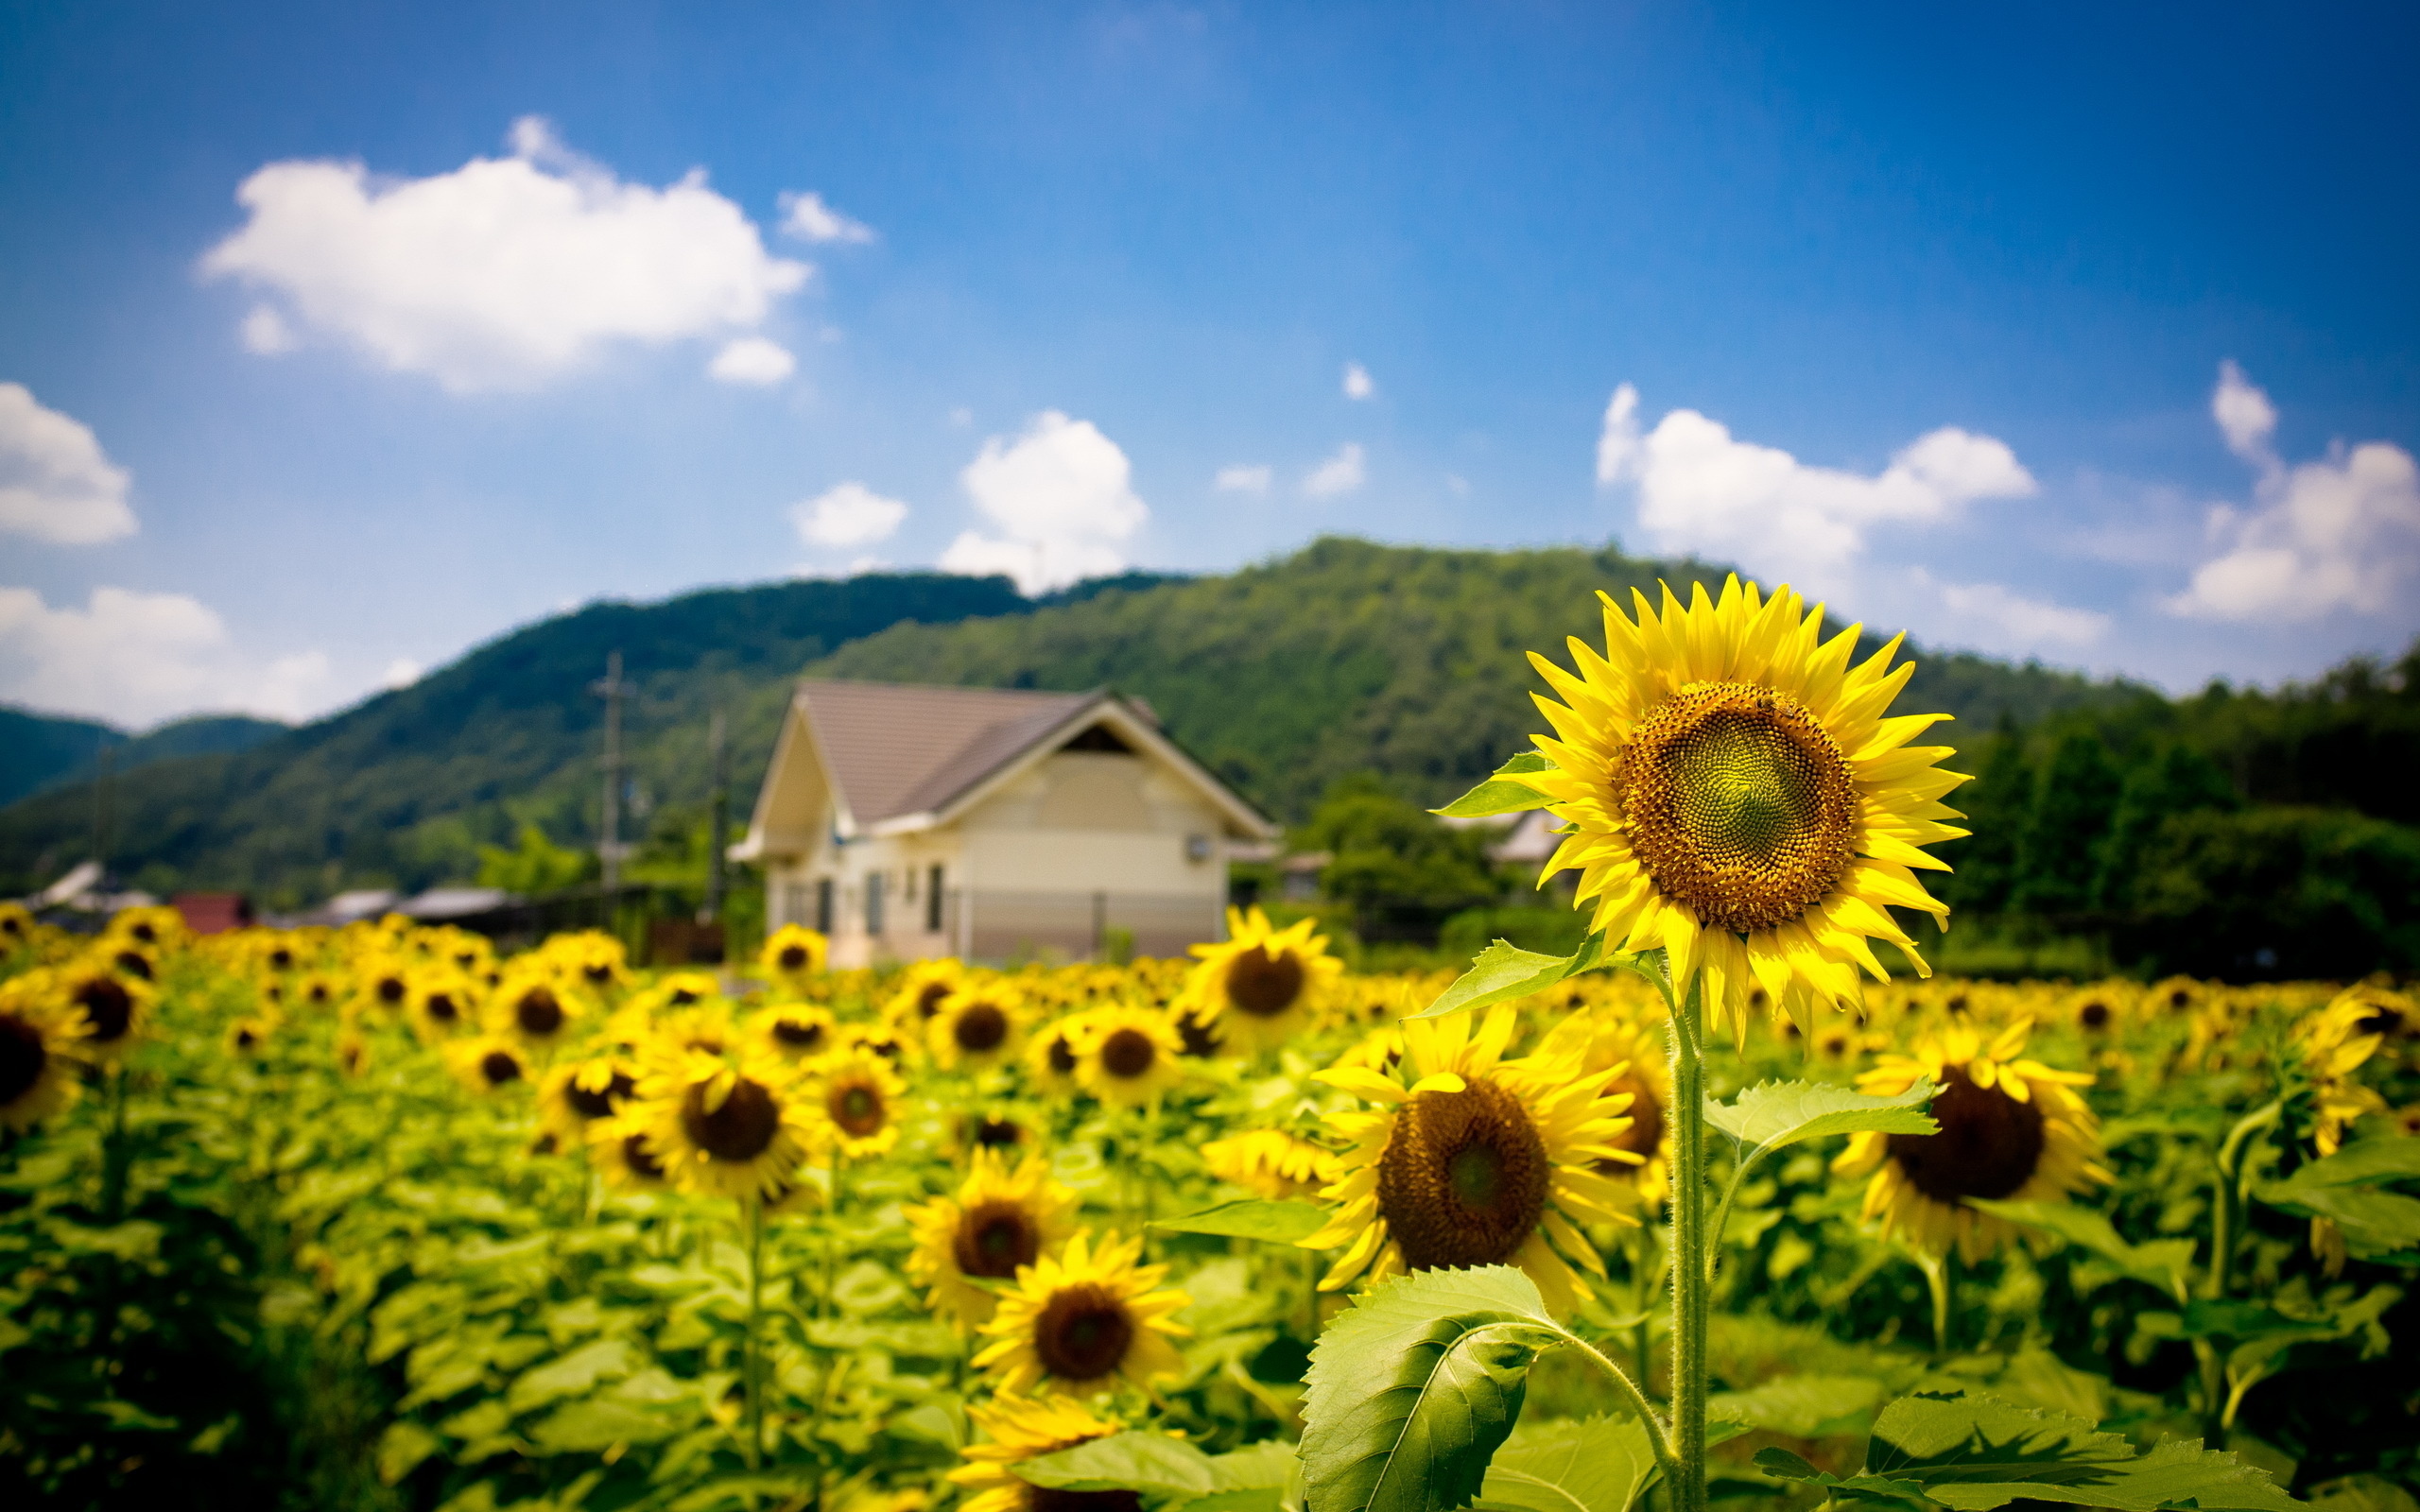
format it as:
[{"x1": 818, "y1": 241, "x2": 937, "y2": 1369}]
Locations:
[{"x1": 732, "y1": 680, "x2": 1278, "y2": 966}]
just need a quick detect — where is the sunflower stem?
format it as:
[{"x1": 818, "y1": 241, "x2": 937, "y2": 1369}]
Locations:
[
  {"x1": 1561, "y1": 1332, "x2": 1680, "y2": 1489},
  {"x1": 1662, "y1": 962, "x2": 1709, "y2": 1512},
  {"x1": 744, "y1": 1190, "x2": 765, "y2": 1472}
]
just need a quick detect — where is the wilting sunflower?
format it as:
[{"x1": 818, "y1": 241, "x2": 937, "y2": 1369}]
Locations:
[
  {"x1": 930, "y1": 983, "x2": 1028, "y2": 1073},
  {"x1": 808, "y1": 1046, "x2": 908, "y2": 1161},
  {"x1": 0, "y1": 980, "x2": 79, "y2": 1131},
  {"x1": 446, "y1": 1037, "x2": 532, "y2": 1094},
  {"x1": 1071, "y1": 1005, "x2": 1185, "y2": 1109},
  {"x1": 972, "y1": 1229, "x2": 1191, "y2": 1398},
  {"x1": 539, "y1": 1056, "x2": 637, "y2": 1147},
  {"x1": 632, "y1": 1041, "x2": 815, "y2": 1201},
  {"x1": 1835, "y1": 1019, "x2": 2106, "y2": 1263},
  {"x1": 1182, "y1": 906, "x2": 1343, "y2": 1056},
  {"x1": 59, "y1": 958, "x2": 154, "y2": 1063},
  {"x1": 760, "y1": 923, "x2": 831, "y2": 990},
  {"x1": 489, "y1": 968, "x2": 582, "y2": 1052},
  {"x1": 1301, "y1": 1004, "x2": 1639, "y2": 1314},
  {"x1": 906, "y1": 1149, "x2": 1080, "y2": 1331},
  {"x1": 1521, "y1": 576, "x2": 1968, "y2": 1037},
  {"x1": 587, "y1": 1112, "x2": 672, "y2": 1194},
  {"x1": 751, "y1": 1002, "x2": 839, "y2": 1062},
  {"x1": 947, "y1": 1395, "x2": 1129, "y2": 1512},
  {"x1": 1201, "y1": 1129, "x2": 1329, "y2": 1200}
]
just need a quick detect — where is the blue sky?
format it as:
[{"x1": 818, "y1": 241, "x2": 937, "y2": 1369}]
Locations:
[{"x1": 3, "y1": 1, "x2": 2416, "y2": 728}]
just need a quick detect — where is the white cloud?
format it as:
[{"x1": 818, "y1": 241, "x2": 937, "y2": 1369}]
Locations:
[
  {"x1": 0, "y1": 585, "x2": 330, "y2": 727},
  {"x1": 1342, "y1": 362, "x2": 1374, "y2": 400},
  {"x1": 382, "y1": 658, "x2": 424, "y2": 689},
  {"x1": 240, "y1": 304, "x2": 297, "y2": 354},
  {"x1": 941, "y1": 411, "x2": 1148, "y2": 594},
  {"x1": 1214, "y1": 463, "x2": 1271, "y2": 494},
  {"x1": 792, "y1": 481, "x2": 909, "y2": 548},
  {"x1": 199, "y1": 116, "x2": 809, "y2": 393},
  {"x1": 778, "y1": 190, "x2": 876, "y2": 245},
  {"x1": 1927, "y1": 574, "x2": 2111, "y2": 649},
  {"x1": 0, "y1": 384, "x2": 137, "y2": 545},
  {"x1": 1301, "y1": 442, "x2": 1366, "y2": 498},
  {"x1": 1596, "y1": 383, "x2": 2035, "y2": 576},
  {"x1": 707, "y1": 335, "x2": 796, "y2": 386},
  {"x1": 2167, "y1": 364, "x2": 2420, "y2": 622}
]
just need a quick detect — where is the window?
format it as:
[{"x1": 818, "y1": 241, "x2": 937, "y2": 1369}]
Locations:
[
  {"x1": 814, "y1": 878, "x2": 834, "y2": 935},
  {"x1": 926, "y1": 864, "x2": 945, "y2": 933},
  {"x1": 865, "y1": 872, "x2": 886, "y2": 936}
]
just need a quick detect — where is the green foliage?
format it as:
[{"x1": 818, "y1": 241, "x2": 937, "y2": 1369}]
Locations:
[
  {"x1": 1299, "y1": 1266, "x2": 1569, "y2": 1512},
  {"x1": 1431, "y1": 754, "x2": 1556, "y2": 819},
  {"x1": 1409, "y1": 936, "x2": 1615, "y2": 1020},
  {"x1": 1474, "y1": 1415, "x2": 1660, "y2": 1512},
  {"x1": 2252, "y1": 1137, "x2": 2420, "y2": 1258},
  {"x1": 473, "y1": 824, "x2": 596, "y2": 894},
  {"x1": 2014, "y1": 733, "x2": 2123, "y2": 915},
  {"x1": 1296, "y1": 774, "x2": 1504, "y2": 921},
  {"x1": 1704, "y1": 1079, "x2": 1942, "y2": 1159},
  {"x1": 1754, "y1": 1390, "x2": 2303, "y2": 1510},
  {"x1": 1153, "y1": 1199, "x2": 1332, "y2": 1242}
]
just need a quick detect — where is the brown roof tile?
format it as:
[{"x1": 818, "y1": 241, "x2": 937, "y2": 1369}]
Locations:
[{"x1": 798, "y1": 679, "x2": 1100, "y2": 827}]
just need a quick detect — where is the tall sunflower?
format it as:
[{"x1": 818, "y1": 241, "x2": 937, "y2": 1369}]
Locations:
[
  {"x1": 972, "y1": 1230, "x2": 1191, "y2": 1398},
  {"x1": 406, "y1": 969, "x2": 477, "y2": 1042},
  {"x1": 930, "y1": 983, "x2": 1028, "y2": 1073},
  {"x1": 1522, "y1": 576, "x2": 1967, "y2": 1037},
  {"x1": 489, "y1": 968, "x2": 582, "y2": 1053},
  {"x1": 906, "y1": 1149, "x2": 1080, "y2": 1331},
  {"x1": 447, "y1": 1036, "x2": 533, "y2": 1095},
  {"x1": 0, "y1": 979, "x2": 79, "y2": 1131},
  {"x1": 760, "y1": 923, "x2": 831, "y2": 991},
  {"x1": 1835, "y1": 1019, "x2": 2107, "y2": 1262},
  {"x1": 947, "y1": 1396, "x2": 1130, "y2": 1512},
  {"x1": 808, "y1": 1046, "x2": 908, "y2": 1161},
  {"x1": 1301, "y1": 1004, "x2": 1639, "y2": 1314},
  {"x1": 631, "y1": 1041, "x2": 816, "y2": 1201},
  {"x1": 1182, "y1": 906, "x2": 1343, "y2": 1056},
  {"x1": 59, "y1": 958, "x2": 154, "y2": 1063},
  {"x1": 1071, "y1": 1005, "x2": 1186, "y2": 1109},
  {"x1": 539, "y1": 1055, "x2": 636, "y2": 1149},
  {"x1": 887, "y1": 959, "x2": 968, "y2": 1033},
  {"x1": 1526, "y1": 1007, "x2": 1670, "y2": 1211}
]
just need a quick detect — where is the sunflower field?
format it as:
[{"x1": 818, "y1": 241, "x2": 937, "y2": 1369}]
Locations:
[{"x1": 4, "y1": 577, "x2": 2418, "y2": 1512}]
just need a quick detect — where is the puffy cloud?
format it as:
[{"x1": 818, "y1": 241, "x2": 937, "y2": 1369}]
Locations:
[
  {"x1": 1598, "y1": 384, "x2": 2036, "y2": 576},
  {"x1": 0, "y1": 585, "x2": 329, "y2": 727},
  {"x1": 1213, "y1": 463, "x2": 1271, "y2": 494},
  {"x1": 240, "y1": 305, "x2": 298, "y2": 354},
  {"x1": 1342, "y1": 362, "x2": 1374, "y2": 401},
  {"x1": 779, "y1": 190, "x2": 876, "y2": 245},
  {"x1": 942, "y1": 411, "x2": 1148, "y2": 594},
  {"x1": 2167, "y1": 365, "x2": 2420, "y2": 623},
  {"x1": 792, "y1": 481, "x2": 909, "y2": 548},
  {"x1": 199, "y1": 116, "x2": 808, "y2": 393},
  {"x1": 0, "y1": 383, "x2": 136, "y2": 545},
  {"x1": 1301, "y1": 442, "x2": 1366, "y2": 499},
  {"x1": 707, "y1": 335, "x2": 797, "y2": 386}
]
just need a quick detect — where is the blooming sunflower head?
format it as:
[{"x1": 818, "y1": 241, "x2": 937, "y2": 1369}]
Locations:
[
  {"x1": 2290, "y1": 990, "x2": 2392, "y2": 1156},
  {"x1": 541, "y1": 930, "x2": 631, "y2": 995},
  {"x1": 406, "y1": 969, "x2": 476, "y2": 1042},
  {"x1": 906, "y1": 1149, "x2": 1080, "y2": 1332},
  {"x1": 887, "y1": 959, "x2": 969, "y2": 1033},
  {"x1": 1201, "y1": 1128, "x2": 1330, "y2": 1200},
  {"x1": 1524, "y1": 1006, "x2": 1670, "y2": 1210},
  {"x1": 0, "y1": 901, "x2": 39, "y2": 954},
  {"x1": 1302, "y1": 1004, "x2": 1639, "y2": 1314},
  {"x1": 760, "y1": 923, "x2": 831, "y2": 987},
  {"x1": 488, "y1": 968, "x2": 583, "y2": 1050},
  {"x1": 1523, "y1": 576, "x2": 1968, "y2": 1039},
  {"x1": 1071, "y1": 1005, "x2": 1186, "y2": 1108},
  {"x1": 59, "y1": 957, "x2": 154, "y2": 1062},
  {"x1": 971, "y1": 1229, "x2": 1192, "y2": 1397},
  {"x1": 948, "y1": 1396, "x2": 1132, "y2": 1512},
  {"x1": 106, "y1": 903, "x2": 189, "y2": 954},
  {"x1": 752, "y1": 1002, "x2": 839, "y2": 1062},
  {"x1": 1835, "y1": 1018, "x2": 2108, "y2": 1263},
  {"x1": 586, "y1": 1111, "x2": 672, "y2": 1193},
  {"x1": 631, "y1": 1040, "x2": 815, "y2": 1201},
  {"x1": 0, "y1": 978, "x2": 80, "y2": 1131},
  {"x1": 1024, "y1": 1011, "x2": 1093, "y2": 1100},
  {"x1": 1182, "y1": 906, "x2": 1343, "y2": 1056},
  {"x1": 810, "y1": 1046, "x2": 908, "y2": 1161},
  {"x1": 447, "y1": 1036, "x2": 534, "y2": 1095},
  {"x1": 930, "y1": 984, "x2": 1027, "y2": 1072},
  {"x1": 539, "y1": 1055, "x2": 637, "y2": 1146}
]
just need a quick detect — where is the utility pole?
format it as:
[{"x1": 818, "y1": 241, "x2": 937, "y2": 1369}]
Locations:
[
  {"x1": 702, "y1": 706, "x2": 729, "y2": 923},
  {"x1": 592, "y1": 651, "x2": 632, "y2": 894}
]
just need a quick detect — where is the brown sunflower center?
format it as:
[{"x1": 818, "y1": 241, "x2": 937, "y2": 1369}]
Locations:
[
  {"x1": 424, "y1": 991, "x2": 458, "y2": 1023},
  {"x1": 375, "y1": 974, "x2": 406, "y2": 1005},
  {"x1": 480, "y1": 1050, "x2": 524, "y2": 1086},
  {"x1": 1174, "y1": 1009, "x2": 1222, "y2": 1057},
  {"x1": 515, "y1": 987, "x2": 564, "y2": 1037},
  {"x1": 584, "y1": 962, "x2": 614, "y2": 984},
  {"x1": 1618, "y1": 682, "x2": 1858, "y2": 934},
  {"x1": 1885, "y1": 1065, "x2": 2046, "y2": 1204},
  {"x1": 1224, "y1": 946, "x2": 1304, "y2": 1017},
  {"x1": 1099, "y1": 1027, "x2": 1156, "y2": 1079},
  {"x1": 1046, "y1": 1032, "x2": 1078, "y2": 1075},
  {"x1": 623, "y1": 1133, "x2": 666, "y2": 1179},
  {"x1": 76, "y1": 976, "x2": 134, "y2": 1042},
  {"x1": 565, "y1": 1070, "x2": 634, "y2": 1120},
  {"x1": 2077, "y1": 1001, "x2": 2111, "y2": 1031},
  {"x1": 772, "y1": 1017, "x2": 826, "y2": 1050},
  {"x1": 954, "y1": 1003, "x2": 1009, "y2": 1053},
  {"x1": 683, "y1": 1076, "x2": 781, "y2": 1161},
  {"x1": 974, "y1": 1116, "x2": 1024, "y2": 1147},
  {"x1": 1377, "y1": 1076, "x2": 1550, "y2": 1270},
  {"x1": 2, "y1": 1014, "x2": 47, "y2": 1102},
  {"x1": 130, "y1": 920, "x2": 157, "y2": 943},
  {"x1": 830, "y1": 1079, "x2": 887, "y2": 1137},
  {"x1": 1032, "y1": 1283, "x2": 1136, "y2": 1383},
  {"x1": 778, "y1": 943, "x2": 810, "y2": 970},
  {"x1": 918, "y1": 981, "x2": 952, "y2": 1019},
  {"x1": 115, "y1": 949, "x2": 154, "y2": 981},
  {"x1": 954, "y1": 1199, "x2": 1042, "y2": 1278}
]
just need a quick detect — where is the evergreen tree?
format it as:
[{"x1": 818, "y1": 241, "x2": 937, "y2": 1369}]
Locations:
[{"x1": 2014, "y1": 731, "x2": 2121, "y2": 916}]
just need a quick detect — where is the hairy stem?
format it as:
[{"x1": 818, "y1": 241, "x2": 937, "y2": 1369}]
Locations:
[
  {"x1": 1563, "y1": 1332, "x2": 1681, "y2": 1490},
  {"x1": 1662, "y1": 964, "x2": 1709, "y2": 1512}
]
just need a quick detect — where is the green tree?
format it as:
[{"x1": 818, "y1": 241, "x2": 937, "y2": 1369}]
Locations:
[
  {"x1": 1293, "y1": 774, "x2": 1502, "y2": 912},
  {"x1": 475, "y1": 824, "x2": 595, "y2": 895},
  {"x1": 2013, "y1": 731, "x2": 2120, "y2": 915},
  {"x1": 1938, "y1": 718, "x2": 2028, "y2": 914},
  {"x1": 2093, "y1": 744, "x2": 2238, "y2": 909}
]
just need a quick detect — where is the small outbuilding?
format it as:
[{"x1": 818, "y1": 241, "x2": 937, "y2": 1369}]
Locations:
[{"x1": 732, "y1": 680, "x2": 1278, "y2": 966}]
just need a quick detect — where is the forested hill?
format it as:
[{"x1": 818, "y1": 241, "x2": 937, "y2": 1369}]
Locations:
[
  {"x1": 0, "y1": 539, "x2": 2147, "y2": 905},
  {"x1": 0, "y1": 709, "x2": 289, "y2": 809}
]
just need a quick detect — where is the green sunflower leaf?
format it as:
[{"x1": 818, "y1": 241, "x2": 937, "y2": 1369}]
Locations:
[
  {"x1": 1019, "y1": 1432, "x2": 1219, "y2": 1497},
  {"x1": 1755, "y1": 1390, "x2": 2306, "y2": 1510},
  {"x1": 1964, "y1": 1200, "x2": 2197, "y2": 1305},
  {"x1": 1432, "y1": 753, "x2": 1558, "y2": 818},
  {"x1": 1709, "y1": 1374, "x2": 1886, "y2": 1439},
  {"x1": 2270, "y1": 1136, "x2": 2420, "y2": 1188},
  {"x1": 1704, "y1": 1078, "x2": 1940, "y2": 1159},
  {"x1": 1413, "y1": 936, "x2": 1614, "y2": 1020},
  {"x1": 1475, "y1": 1414, "x2": 1662, "y2": 1512},
  {"x1": 1301, "y1": 1265, "x2": 1572, "y2": 1512},
  {"x1": 1155, "y1": 1199, "x2": 1331, "y2": 1243}
]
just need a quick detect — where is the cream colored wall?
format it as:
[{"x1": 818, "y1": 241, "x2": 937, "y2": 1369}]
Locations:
[{"x1": 959, "y1": 750, "x2": 1227, "y2": 896}]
